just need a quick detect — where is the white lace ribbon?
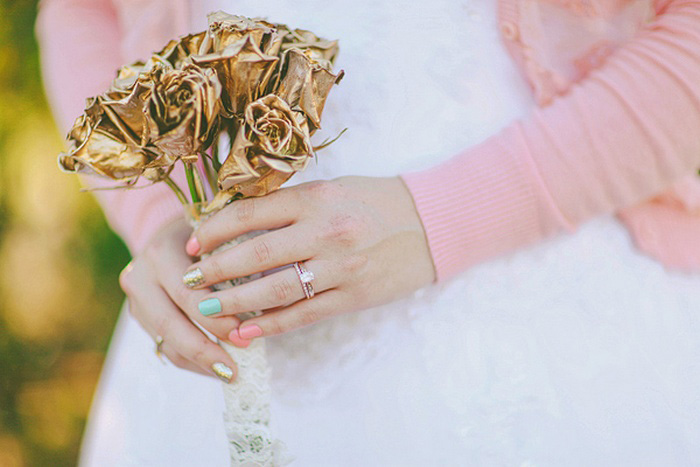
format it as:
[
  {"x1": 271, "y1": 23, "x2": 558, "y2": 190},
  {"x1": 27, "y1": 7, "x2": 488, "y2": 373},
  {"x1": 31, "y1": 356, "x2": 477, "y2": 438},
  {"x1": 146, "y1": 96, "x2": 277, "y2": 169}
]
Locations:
[{"x1": 193, "y1": 226, "x2": 288, "y2": 466}]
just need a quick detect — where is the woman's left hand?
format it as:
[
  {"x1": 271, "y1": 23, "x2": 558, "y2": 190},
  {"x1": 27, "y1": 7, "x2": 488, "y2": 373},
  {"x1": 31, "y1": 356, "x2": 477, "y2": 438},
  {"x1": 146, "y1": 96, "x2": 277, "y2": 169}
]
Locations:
[{"x1": 183, "y1": 176, "x2": 435, "y2": 346}]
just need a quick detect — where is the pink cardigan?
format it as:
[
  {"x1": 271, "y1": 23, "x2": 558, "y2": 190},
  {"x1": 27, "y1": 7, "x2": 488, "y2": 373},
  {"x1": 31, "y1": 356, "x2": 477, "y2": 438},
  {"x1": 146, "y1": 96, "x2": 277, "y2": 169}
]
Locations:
[{"x1": 37, "y1": 0, "x2": 700, "y2": 282}]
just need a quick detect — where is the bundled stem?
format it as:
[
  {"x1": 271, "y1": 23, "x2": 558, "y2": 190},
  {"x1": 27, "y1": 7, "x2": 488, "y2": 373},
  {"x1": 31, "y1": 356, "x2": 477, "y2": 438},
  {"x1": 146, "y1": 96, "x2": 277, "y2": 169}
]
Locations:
[
  {"x1": 192, "y1": 165, "x2": 208, "y2": 202},
  {"x1": 184, "y1": 162, "x2": 208, "y2": 204},
  {"x1": 165, "y1": 176, "x2": 189, "y2": 206},
  {"x1": 200, "y1": 151, "x2": 220, "y2": 195}
]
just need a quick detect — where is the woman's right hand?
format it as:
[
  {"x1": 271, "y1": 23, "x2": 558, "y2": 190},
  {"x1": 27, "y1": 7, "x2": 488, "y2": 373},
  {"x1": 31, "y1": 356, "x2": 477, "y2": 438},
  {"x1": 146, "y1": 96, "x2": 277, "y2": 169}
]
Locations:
[{"x1": 118, "y1": 216, "x2": 241, "y2": 382}]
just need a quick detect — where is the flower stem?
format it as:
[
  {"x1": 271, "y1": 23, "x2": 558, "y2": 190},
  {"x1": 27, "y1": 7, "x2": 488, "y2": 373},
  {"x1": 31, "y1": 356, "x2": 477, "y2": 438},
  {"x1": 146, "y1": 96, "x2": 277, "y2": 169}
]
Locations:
[
  {"x1": 211, "y1": 134, "x2": 222, "y2": 172},
  {"x1": 164, "y1": 176, "x2": 189, "y2": 206},
  {"x1": 312, "y1": 127, "x2": 347, "y2": 151},
  {"x1": 200, "y1": 151, "x2": 219, "y2": 196},
  {"x1": 184, "y1": 163, "x2": 201, "y2": 204},
  {"x1": 192, "y1": 164, "x2": 208, "y2": 202}
]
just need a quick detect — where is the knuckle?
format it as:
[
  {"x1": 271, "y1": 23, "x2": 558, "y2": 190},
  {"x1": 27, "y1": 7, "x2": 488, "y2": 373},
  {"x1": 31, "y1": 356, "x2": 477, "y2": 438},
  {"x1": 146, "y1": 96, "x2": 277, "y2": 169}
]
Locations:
[
  {"x1": 324, "y1": 214, "x2": 366, "y2": 246},
  {"x1": 172, "y1": 286, "x2": 192, "y2": 310},
  {"x1": 144, "y1": 238, "x2": 166, "y2": 262},
  {"x1": 252, "y1": 238, "x2": 272, "y2": 265},
  {"x1": 304, "y1": 180, "x2": 340, "y2": 201},
  {"x1": 222, "y1": 293, "x2": 243, "y2": 315},
  {"x1": 265, "y1": 319, "x2": 285, "y2": 336},
  {"x1": 206, "y1": 259, "x2": 225, "y2": 283},
  {"x1": 235, "y1": 199, "x2": 256, "y2": 223},
  {"x1": 118, "y1": 264, "x2": 134, "y2": 294},
  {"x1": 298, "y1": 307, "x2": 324, "y2": 327},
  {"x1": 190, "y1": 346, "x2": 208, "y2": 366},
  {"x1": 271, "y1": 278, "x2": 295, "y2": 303},
  {"x1": 340, "y1": 254, "x2": 368, "y2": 273}
]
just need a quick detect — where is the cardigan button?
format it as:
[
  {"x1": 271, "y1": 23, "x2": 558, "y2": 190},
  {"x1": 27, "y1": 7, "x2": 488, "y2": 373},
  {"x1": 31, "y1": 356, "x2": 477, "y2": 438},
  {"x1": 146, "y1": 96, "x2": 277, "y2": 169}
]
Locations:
[{"x1": 501, "y1": 21, "x2": 518, "y2": 40}]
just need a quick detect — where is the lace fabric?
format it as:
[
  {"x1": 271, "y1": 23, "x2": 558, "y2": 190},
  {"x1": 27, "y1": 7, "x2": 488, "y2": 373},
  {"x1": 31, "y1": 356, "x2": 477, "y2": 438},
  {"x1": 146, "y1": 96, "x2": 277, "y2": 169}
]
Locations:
[
  {"x1": 219, "y1": 339, "x2": 287, "y2": 466},
  {"x1": 196, "y1": 225, "x2": 288, "y2": 466}
]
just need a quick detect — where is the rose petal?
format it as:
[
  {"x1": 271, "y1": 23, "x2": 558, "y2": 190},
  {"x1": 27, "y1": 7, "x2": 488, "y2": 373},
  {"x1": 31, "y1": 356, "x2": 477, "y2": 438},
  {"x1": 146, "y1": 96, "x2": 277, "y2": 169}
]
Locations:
[
  {"x1": 193, "y1": 35, "x2": 278, "y2": 116},
  {"x1": 276, "y1": 49, "x2": 342, "y2": 130}
]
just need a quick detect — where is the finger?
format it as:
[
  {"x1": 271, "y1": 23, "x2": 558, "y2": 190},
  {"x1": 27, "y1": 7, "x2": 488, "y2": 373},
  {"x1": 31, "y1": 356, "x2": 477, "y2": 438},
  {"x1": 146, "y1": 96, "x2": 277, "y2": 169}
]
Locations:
[
  {"x1": 196, "y1": 260, "x2": 333, "y2": 317},
  {"x1": 126, "y1": 277, "x2": 238, "y2": 382},
  {"x1": 157, "y1": 297, "x2": 238, "y2": 382},
  {"x1": 189, "y1": 189, "x2": 300, "y2": 255},
  {"x1": 184, "y1": 225, "x2": 317, "y2": 289},
  {"x1": 157, "y1": 342, "x2": 210, "y2": 377},
  {"x1": 151, "y1": 251, "x2": 241, "y2": 342},
  {"x1": 233, "y1": 289, "x2": 346, "y2": 339}
]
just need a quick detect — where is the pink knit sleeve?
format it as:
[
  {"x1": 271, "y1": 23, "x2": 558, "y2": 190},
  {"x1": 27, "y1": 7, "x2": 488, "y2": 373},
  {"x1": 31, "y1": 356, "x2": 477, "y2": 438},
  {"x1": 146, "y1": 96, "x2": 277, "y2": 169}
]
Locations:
[
  {"x1": 401, "y1": 0, "x2": 700, "y2": 281},
  {"x1": 37, "y1": 0, "x2": 184, "y2": 255}
]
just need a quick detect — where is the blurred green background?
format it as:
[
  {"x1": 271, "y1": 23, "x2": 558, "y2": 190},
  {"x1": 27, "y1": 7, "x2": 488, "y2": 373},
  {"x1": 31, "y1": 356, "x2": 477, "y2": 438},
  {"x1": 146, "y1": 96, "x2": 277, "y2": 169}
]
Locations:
[{"x1": 0, "y1": 1, "x2": 131, "y2": 465}]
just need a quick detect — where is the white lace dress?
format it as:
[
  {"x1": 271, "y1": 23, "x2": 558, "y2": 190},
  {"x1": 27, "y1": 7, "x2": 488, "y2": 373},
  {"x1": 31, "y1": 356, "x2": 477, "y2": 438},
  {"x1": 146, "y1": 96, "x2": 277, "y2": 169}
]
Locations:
[{"x1": 80, "y1": 1, "x2": 700, "y2": 465}]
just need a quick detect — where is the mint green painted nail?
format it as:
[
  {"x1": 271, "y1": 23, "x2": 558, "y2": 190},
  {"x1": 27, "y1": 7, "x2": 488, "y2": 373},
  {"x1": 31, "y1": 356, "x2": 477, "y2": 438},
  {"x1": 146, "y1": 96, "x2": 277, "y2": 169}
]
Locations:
[{"x1": 199, "y1": 298, "x2": 221, "y2": 316}]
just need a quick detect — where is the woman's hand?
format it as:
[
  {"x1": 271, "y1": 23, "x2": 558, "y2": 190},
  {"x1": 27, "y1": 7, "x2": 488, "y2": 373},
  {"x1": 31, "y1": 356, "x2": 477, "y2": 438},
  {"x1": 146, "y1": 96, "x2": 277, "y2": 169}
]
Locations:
[
  {"x1": 119, "y1": 217, "x2": 242, "y2": 381},
  {"x1": 183, "y1": 176, "x2": 435, "y2": 346}
]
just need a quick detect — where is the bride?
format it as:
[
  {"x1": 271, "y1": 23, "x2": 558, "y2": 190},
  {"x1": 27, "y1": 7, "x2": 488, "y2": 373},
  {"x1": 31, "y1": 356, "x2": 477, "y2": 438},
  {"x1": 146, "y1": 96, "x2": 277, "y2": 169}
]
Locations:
[{"x1": 38, "y1": 0, "x2": 700, "y2": 465}]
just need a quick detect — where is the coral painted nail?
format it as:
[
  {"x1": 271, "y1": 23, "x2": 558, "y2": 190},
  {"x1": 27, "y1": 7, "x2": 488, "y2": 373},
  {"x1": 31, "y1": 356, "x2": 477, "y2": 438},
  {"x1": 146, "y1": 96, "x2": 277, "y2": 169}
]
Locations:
[
  {"x1": 239, "y1": 324, "x2": 263, "y2": 340},
  {"x1": 228, "y1": 329, "x2": 251, "y2": 348},
  {"x1": 186, "y1": 236, "x2": 200, "y2": 256}
]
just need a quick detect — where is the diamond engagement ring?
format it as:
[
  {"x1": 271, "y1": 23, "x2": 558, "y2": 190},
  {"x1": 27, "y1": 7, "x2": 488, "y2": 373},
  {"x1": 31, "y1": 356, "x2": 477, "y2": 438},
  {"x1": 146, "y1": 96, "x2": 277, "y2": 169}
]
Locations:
[{"x1": 293, "y1": 262, "x2": 315, "y2": 299}]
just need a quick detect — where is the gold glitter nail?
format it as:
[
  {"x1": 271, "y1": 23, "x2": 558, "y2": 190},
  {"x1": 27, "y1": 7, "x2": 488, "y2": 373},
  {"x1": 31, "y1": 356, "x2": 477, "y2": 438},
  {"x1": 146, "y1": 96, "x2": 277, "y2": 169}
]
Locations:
[
  {"x1": 183, "y1": 267, "x2": 204, "y2": 288},
  {"x1": 212, "y1": 362, "x2": 234, "y2": 383}
]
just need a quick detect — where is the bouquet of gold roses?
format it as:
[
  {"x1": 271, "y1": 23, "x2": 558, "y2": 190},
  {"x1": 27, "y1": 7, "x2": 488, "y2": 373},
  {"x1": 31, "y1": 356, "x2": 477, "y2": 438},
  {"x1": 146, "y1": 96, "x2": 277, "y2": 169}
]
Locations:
[{"x1": 58, "y1": 12, "x2": 343, "y2": 466}]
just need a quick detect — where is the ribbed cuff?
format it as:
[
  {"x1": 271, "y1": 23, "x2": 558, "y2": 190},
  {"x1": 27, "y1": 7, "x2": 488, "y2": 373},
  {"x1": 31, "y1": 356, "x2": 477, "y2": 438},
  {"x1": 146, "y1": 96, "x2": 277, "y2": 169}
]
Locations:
[{"x1": 400, "y1": 131, "x2": 544, "y2": 282}]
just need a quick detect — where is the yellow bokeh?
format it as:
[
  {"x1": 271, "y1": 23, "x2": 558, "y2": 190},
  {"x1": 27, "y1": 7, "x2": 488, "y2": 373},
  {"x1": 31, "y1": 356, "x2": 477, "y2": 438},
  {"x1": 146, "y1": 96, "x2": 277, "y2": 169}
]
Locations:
[{"x1": 0, "y1": 2, "x2": 129, "y2": 465}]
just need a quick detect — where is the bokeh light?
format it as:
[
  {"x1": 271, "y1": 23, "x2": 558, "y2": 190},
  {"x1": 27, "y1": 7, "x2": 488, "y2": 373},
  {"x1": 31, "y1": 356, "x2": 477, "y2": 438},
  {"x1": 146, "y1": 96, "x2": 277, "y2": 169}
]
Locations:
[{"x1": 0, "y1": 1, "x2": 130, "y2": 465}]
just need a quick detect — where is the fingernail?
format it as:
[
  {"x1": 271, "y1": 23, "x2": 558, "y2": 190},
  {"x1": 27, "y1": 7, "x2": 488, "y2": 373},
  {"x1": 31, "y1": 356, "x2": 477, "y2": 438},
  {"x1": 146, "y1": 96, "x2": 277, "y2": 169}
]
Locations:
[
  {"x1": 239, "y1": 324, "x2": 263, "y2": 340},
  {"x1": 183, "y1": 268, "x2": 204, "y2": 288},
  {"x1": 211, "y1": 362, "x2": 233, "y2": 383},
  {"x1": 186, "y1": 236, "x2": 201, "y2": 256},
  {"x1": 199, "y1": 298, "x2": 221, "y2": 316},
  {"x1": 228, "y1": 329, "x2": 251, "y2": 348}
]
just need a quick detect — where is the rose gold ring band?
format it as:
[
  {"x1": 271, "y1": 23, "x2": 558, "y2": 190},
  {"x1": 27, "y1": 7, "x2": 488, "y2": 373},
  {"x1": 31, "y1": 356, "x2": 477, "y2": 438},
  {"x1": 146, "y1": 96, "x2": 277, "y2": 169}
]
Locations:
[{"x1": 293, "y1": 262, "x2": 315, "y2": 300}]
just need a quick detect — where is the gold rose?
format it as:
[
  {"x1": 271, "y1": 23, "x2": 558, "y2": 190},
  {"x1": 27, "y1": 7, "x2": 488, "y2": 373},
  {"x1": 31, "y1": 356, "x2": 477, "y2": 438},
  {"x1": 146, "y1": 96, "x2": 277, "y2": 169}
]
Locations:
[
  {"x1": 58, "y1": 95, "x2": 153, "y2": 182},
  {"x1": 141, "y1": 63, "x2": 222, "y2": 203},
  {"x1": 206, "y1": 94, "x2": 314, "y2": 212},
  {"x1": 59, "y1": 13, "x2": 344, "y2": 214}
]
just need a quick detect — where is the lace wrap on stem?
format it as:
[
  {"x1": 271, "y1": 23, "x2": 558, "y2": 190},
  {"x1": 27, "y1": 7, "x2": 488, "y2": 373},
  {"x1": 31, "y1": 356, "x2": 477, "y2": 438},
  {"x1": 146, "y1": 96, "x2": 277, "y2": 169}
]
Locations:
[{"x1": 188, "y1": 213, "x2": 288, "y2": 466}]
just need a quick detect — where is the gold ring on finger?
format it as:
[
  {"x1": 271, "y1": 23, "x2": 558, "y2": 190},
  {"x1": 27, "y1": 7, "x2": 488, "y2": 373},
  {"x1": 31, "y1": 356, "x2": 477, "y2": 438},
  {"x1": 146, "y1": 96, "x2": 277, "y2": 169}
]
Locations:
[{"x1": 155, "y1": 335, "x2": 165, "y2": 362}]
